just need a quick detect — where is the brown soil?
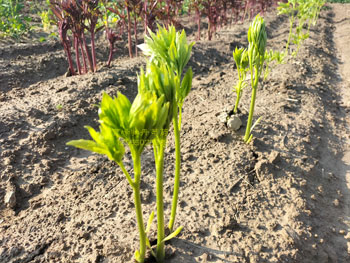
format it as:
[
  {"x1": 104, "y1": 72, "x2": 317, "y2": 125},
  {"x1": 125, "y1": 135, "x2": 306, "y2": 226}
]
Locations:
[{"x1": 1, "y1": 4, "x2": 350, "y2": 263}]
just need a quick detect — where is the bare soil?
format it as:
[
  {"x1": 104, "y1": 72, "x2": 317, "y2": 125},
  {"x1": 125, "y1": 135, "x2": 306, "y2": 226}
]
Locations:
[{"x1": 1, "y1": 4, "x2": 350, "y2": 263}]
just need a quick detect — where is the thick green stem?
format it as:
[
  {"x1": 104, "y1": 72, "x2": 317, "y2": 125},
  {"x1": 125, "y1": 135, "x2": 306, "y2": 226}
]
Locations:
[
  {"x1": 132, "y1": 152, "x2": 146, "y2": 263},
  {"x1": 169, "y1": 115, "x2": 181, "y2": 232},
  {"x1": 154, "y1": 142, "x2": 166, "y2": 262},
  {"x1": 244, "y1": 67, "x2": 259, "y2": 143}
]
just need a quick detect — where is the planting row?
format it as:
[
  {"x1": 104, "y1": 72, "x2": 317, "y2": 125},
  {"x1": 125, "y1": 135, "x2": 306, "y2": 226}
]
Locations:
[{"x1": 1, "y1": 1, "x2": 281, "y2": 39}]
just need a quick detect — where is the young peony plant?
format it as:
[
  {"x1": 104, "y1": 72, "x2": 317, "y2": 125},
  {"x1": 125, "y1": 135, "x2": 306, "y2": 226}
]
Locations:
[
  {"x1": 309, "y1": 0, "x2": 325, "y2": 27},
  {"x1": 139, "y1": 25, "x2": 194, "y2": 233},
  {"x1": 67, "y1": 90, "x2": 170, "y2": 263},
  {"x1": 262, "y1": 49, "x2": 285, "y2": 81},
  {"x1": 291, "y1": 0, "x2": 312, "y2": 57},
  {"x1": 233, "y1": 33, "x2": 284, "y2": 124},
  {"x1": 138, "y1": 62, "x2": 184, "y2": 263},
  {"x1": 277, "y1": 0, "x2": 298, "y2": 56},
  {"x1": 244, "y1": 14, "x2": 267, "y2": 143}
]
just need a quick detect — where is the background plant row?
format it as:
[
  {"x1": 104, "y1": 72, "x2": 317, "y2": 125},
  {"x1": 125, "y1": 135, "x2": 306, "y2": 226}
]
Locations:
[{"x1": 1, "y1": 0, "x2": 282, "y2": 39}]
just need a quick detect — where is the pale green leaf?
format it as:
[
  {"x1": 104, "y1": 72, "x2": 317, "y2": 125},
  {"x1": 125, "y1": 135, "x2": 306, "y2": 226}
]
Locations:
[{"x1": 162, "y1": 226, "x2": 183, "y2": 243}]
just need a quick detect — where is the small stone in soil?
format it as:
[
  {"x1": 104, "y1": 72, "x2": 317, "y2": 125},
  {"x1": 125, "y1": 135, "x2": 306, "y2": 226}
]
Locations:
[
  {"x1": 227, "y1": 116, "x2": 242, "y2": 131},
  {"x1": 4, "y1": 190, "x2": 16, "y2": 208}
]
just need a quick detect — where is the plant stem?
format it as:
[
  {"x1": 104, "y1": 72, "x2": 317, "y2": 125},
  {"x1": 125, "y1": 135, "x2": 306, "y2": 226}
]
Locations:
[
  {"x1": 63, "y1": 38, "x2": 75, "y2": 75},
  {"x1": 82, "y1": 31, "x2": 94, "y2": 72},
  {"x1": 126, "y1": 5, "x2": 133, "y2": 58},
  {"x1": 134, "y1": 13, "x2": 138, "y2": 56},
  {"x1": 119, "y1": 162, "x2": 135, "y2": 188},
  {"x1": 107, "y1": 40, "x2": 114, "y2": 67},
  {"x1": 79, "y1": 39, "x2": 88, "y2": 73},
  {"x1": 132, "y1": 151, "x2": 146, "y2": 263},
  {"x1": 244, "y1": 67, "x2": 259, "y2": 143},
  {"x1": 154, "y1": 142, "x2": 165, "y2": 262},
  {"x1": 74, "y1": 36, "x2": 82, "y2": 75},
  {"x1": 244, "y1": 87, "x2": 257, "y2": 142},
  {"x1": 196, "y1": 8, "x2": 201, "y2": 40},
  {"x1": 169, "y1": 114, "x2": 181, "y2": 232}
]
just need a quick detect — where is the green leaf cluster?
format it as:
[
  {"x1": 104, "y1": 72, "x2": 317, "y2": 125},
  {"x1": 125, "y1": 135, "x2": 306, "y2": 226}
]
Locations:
[
  {"x1": 139, "y1": 63, "x2": 177, "y2": 114},
  {"x1": 232, "y1": 15, "x2": 273, "y2": 143},
  {"x1": 99, "y1": 92, "x2": 169, "y2": 153},
  {"x1": 244, "y1": 15, "x2": 268, "y2": 143},
  {"x1": 68, "y1": 91, "x2": 170, "y2": 161},
  {"x1": 67, "y1": 124, "x2": 125, "y2": 163},
  {"x1": 0, "y1": 0, "x2": 32, "y2": 38},
  {"x1": 248, "y1": 15, "x2": 267, "y2": 59},
  {"x1": 139, "y1": 25, "x2": 195, "y2": 77}
]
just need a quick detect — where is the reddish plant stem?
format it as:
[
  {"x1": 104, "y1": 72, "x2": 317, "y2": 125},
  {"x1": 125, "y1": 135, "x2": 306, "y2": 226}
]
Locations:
[
  {"x1": 208, "y1": 2, "x2": 212, "y2": 40},
  {"x1": 106, "y1": 26, "x2": 117, "y2": 67},
  {"x1": 74, "y1": 36, "x2": 82, "y2": 75},
  {"x1": 166, "y1": 1, "x2": 170, "y2": 26},
  {"x1": 134, "y1": 13, "x2": 138, "y2": 56},
  {"x1": 62, "y1": 35, "x2": 76, "y2": 75},
  {"x1": 64, "y1": 44, "x2": 76, "y2": 75},
  {"x1": 126, "y1": 5, "x2": 133, "y2": 58},
  {"x1": 82, "y1": 31, "x2": 94, "y2": 72},
  {"x1": 196, "y1": 7, "x2": 201, "y2": 40},
  {"x1": 143, "y1": 0, "x2": 148, "y2": 35},
  {"x1": 107, "y1": 42, "x2": 114, "y2": 67},
  {"x1": 79, "y1": 39, "x2": 88, "y2": 74}
]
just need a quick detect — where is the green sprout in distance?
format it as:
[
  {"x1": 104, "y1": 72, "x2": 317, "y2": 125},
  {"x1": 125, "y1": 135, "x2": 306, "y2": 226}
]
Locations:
[{"x1": 278, "y1": 0, "x2": 298, "y2": 56}]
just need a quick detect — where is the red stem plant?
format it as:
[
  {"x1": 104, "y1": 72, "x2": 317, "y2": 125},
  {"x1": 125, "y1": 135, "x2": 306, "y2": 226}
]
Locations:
[
  {"x1": 50, "y1": 0, "x2": 103, "y2": 75},
  {"x1": 99, "y1": 0, "x2": 122, "y2": 67},
  {"x1": 107, "y1": 0, "x2": 142, "y2": 58},
  {"x1": 50, "y1": 0, "x2": 282, "y2": 76},
  {"x1": 188, "y1": 0, "x2": 224, "y2": 40},
  {"x1": 188, "y1": 0, "x2": 280, "y2": 40},
  {"x1": 157, "y1": 0, "x2": 183, "y2": 28}
]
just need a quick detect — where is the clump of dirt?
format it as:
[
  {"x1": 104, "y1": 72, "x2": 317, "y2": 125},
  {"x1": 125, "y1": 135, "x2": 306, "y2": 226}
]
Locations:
[{"x1": 1, "y1": 4, "x2": 350, "y2": 263}]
